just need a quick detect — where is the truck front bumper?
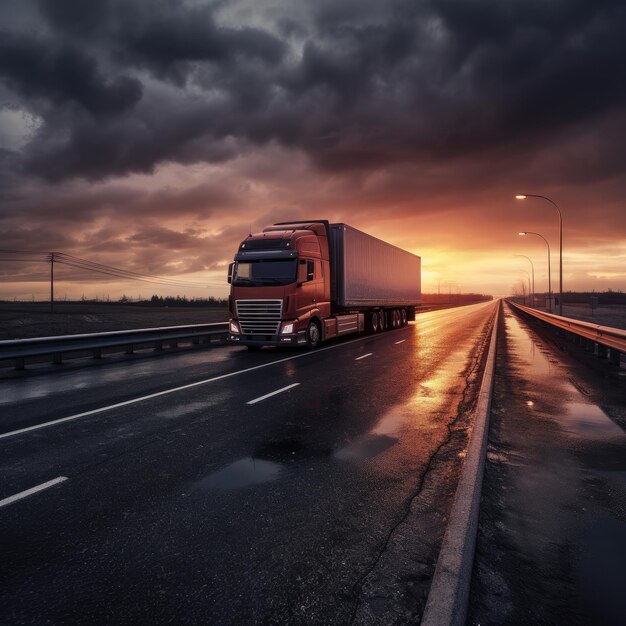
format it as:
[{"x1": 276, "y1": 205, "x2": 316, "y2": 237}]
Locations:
[{"x1": 228, "y1": 331, "x2": 307, "y2": 346}]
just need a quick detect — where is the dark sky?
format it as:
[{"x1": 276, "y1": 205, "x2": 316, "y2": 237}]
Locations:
[{"x1": 1, "y1": 0, "x2": 625, "y2": 297}]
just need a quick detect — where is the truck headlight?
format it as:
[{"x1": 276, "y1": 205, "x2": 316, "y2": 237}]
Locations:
[
  {"x1": 281, "y1": 321, "x2": 295, "y2": 334},
  {"x1": 229, "y1": 320, "x2": 240, "y2": 334}
]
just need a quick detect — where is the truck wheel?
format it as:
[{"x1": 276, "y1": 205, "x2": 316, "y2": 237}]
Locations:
[
  {"x1": 401, "y1": 309, "x2": 407, "y2": 326},
  {"x1": 306, "y1": 320, "x2": 321, "y2": 349},
  {"x1": 370, "y1": 312, "x2": 379, "y2": 333}
]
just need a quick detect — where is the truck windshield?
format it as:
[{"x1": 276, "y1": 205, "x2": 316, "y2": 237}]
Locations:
[{"x1": 233, "y1": 259, "x2": 297, "y2": 286}]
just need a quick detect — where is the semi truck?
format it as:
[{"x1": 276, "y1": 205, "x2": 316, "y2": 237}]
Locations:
[{"x1": 227, "y1": 220, "x2": 421, "y2": 348}]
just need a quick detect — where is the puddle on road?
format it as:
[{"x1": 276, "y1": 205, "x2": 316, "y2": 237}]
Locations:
[
  {"x1": 562, "y1": 401, "x2": 625, "y2": 439},
  {"x1": 334, "y1": 434, "x2": 398, "y2": 460},
  {"x1": 507, "y1": 311, "x2": 626, "y2": 442},
  {"x1": 333, "y1": 404, "x2": 407, "y2": 461},
  {"x1": 197, "y1": 457, "x2": 282, "y2": 490},
  {"x1": 506, "y1": 315, "x2": 554, "y2": 377}
]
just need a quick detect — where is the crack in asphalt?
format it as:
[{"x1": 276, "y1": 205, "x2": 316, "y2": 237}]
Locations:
[{"x1": 347, "y1": 309, "x2": 496, "y2": 624}]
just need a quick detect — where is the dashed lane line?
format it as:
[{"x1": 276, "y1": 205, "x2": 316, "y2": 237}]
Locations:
[
  {"x1": 0, "y1": 477, "x2": 68, "y2": 508},
  {"x1": 246, "y1": 383, "x2": 300, "y2": 405}
]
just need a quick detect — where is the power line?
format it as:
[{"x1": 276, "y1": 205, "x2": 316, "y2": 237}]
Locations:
[
  {"x1": 56, "y1": 258, "x2": 215, "y2": 288},
  {"x1": 0, "y1": 249, "x2": 225, "y2": 288},
  {"x1": 55, "y1": 252, "x2": 215, "y2": 286}
]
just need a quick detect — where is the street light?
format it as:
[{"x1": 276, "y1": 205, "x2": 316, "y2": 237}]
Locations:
[
  {"x1": 514, "y1": 254, "x2": 534, "y2": 307},
  {"x1": 515, "y1": 194, "x2": 563, "y2": 315},
  {"x1": 518, "y1": 231, "x2": 552, "y2": 313}
]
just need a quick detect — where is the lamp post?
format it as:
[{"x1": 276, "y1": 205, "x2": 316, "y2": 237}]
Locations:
[
  {"x1": 518, "y1": 231, "x2": 551, "y2": 313},
  {"x1": 515, "y1": 194, "x2": 563, "y2": 315},
  {"x1": 514, "y1": 254, "x2": 534, "y2": 307}
]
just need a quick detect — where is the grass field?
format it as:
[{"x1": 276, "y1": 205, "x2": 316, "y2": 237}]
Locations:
[
  {"x1": 0, "y1": 302, "x2": 229, "y2": 341},
  {"x1": 559, "y1": 303, "x2": 626, "y2": 330}
]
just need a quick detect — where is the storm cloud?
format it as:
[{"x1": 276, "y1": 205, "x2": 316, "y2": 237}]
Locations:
[
  {"x1": 1, "y1": 0, "x2": 625, "y2": 297},
  {"x1": 0, "y1": 0, "x2": 623, "y2": 182}
]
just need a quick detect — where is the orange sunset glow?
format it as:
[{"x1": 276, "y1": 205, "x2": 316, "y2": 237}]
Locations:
[{"x1": 1, "y1": 2, "x2": 625, "y2": 300}]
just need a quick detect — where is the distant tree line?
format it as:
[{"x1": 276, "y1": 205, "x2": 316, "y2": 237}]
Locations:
[
  {"x1": 66, "y1": 294, "x2": 228, "y2": 307},
  {"x1": 422, "y1": 293, "x2": 493, "y2": 304},
  {"x1": 142, "y1": 295, "x2": 227, "y2": 307},
  {"x1": 510, "y1": 289, "x2": 626, "y2": 306}
]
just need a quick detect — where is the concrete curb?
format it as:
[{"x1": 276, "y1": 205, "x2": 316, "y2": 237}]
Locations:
[{"x1": 421, "y1": 300, "x2": 501, "y2": 626}]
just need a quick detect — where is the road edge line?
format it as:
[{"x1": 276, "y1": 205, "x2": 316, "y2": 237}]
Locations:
[{"x1": 421, "y1": 299, "x2": 501, "y2": 626}]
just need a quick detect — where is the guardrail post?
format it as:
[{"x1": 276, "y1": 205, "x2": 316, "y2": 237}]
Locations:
[
  {"x1": 608, "y1": 349, "x2": 621, "y2": 366},
  {"x1": 171, "y1": 340, "x2": 178, "y2": 348},
  {"x1": 126, "y1": 344, "x2": 134, "y2": 355},
  {"x1": 155, "y1": 341, "x2": 163, "y2": 351},
  {"x1": 53, "y1": 352, "x2": 62, "y2": 365},
  {"x1": 192, "y1": 335, "x2": 200, "y2": 345},
  {"x1": 15, "y1": 357, "x2": 25, "y2": 370},
  {"x1": 92, "y1": 348, "x2": 102, "y2": 359}
]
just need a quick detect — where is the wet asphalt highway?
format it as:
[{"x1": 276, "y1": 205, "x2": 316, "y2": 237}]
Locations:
[
  {"x1": 470, "y1": 303, "x2": 626, "y2": 626},
  {"x1": 0, "y1": 302, "x2": 496, "y2": 624}
]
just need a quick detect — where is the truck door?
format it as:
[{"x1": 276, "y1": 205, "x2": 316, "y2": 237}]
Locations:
[
  {"x1": 315, "y1": 259, "x2": 330, "y2": 315},
  {"x1": 296, "y1": 258, "x2": 317, "y2": 315}
]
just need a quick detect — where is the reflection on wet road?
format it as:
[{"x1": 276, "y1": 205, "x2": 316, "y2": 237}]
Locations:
[
  {"x1": 506, "y1": 308, "x2": 625, "y2": 441},
  {"x1": 1, "y1": 301, "x2": 496, "y2": 624},
  {"x1": 198, "y1": 457, "x2": 282, "y2": 489}
]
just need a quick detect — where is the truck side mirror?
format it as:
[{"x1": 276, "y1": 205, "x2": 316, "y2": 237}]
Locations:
[{"x1": 227, "y1": 262, "x2": 234, "y2": 284}]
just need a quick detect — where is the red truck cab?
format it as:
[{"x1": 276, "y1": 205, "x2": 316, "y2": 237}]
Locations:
[{"x1": 227, "y1": 222, "x2": 333, "y2": 348}]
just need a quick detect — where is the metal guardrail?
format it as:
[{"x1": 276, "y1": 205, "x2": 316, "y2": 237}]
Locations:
[
  {"x1": 507, "y1": 300, "x2": 626, "y2": 365},
  {"x1": 0, "y1": 322, "x2": 229, "y2": 370}
]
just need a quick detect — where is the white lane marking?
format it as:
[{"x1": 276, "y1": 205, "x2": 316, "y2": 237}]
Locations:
[
  {"x1": 355, "y1": 353, "x2": 373, "y2": 360},
  {"x1": 395, "y1": 340, "x2": 406, "y2": 344},
  {"x1": 0, "y1": 331, "x2": 401, "y2": 441},
  {"x1": 246, "y1": 383, "x2": 300, "y2": 405},
  {"x1": 0, "y1": 476, "x2": 68, "y2": 508}
]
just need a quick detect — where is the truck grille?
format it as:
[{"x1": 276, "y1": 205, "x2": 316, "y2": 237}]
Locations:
[{"x1": 236, "y1": 299, "x2": 283, "y2": 335}]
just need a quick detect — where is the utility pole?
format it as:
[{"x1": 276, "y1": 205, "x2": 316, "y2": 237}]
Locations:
[{"x1": 50, "y1": 252, "x2": 55, "y2": 313}]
